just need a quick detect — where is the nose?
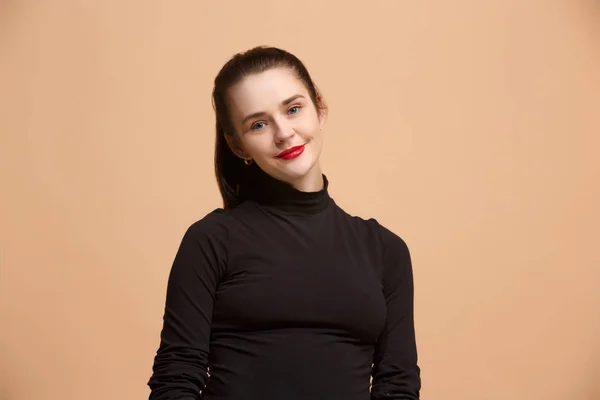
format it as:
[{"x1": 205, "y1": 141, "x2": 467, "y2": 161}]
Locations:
[{"x1": 273, "y1": 118, "x2": 295, "y2": 143}]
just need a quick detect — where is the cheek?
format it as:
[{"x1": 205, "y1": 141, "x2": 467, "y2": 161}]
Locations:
[
  {"x1": 241, "y1": 136, "x2": 272, "y2": 158},
  {"x1": 298, "y1": 116, "x2": 321, "y2": 138}
]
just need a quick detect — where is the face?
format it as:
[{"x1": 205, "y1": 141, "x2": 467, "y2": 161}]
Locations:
[{"x1": 225, "y1": 67, "x2": 325, "y2": 187}]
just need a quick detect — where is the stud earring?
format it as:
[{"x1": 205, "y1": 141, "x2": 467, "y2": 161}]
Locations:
[{"x1": 244, "y1": 158, "x2": 253, "y2": 166}]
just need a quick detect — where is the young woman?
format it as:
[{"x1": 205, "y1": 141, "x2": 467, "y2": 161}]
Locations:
[{"x1": 148, "y1": 46, "x2": 421, "y2": 399}]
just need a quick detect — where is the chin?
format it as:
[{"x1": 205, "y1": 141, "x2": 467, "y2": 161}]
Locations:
[{"x1": 267, "y1": 158, "x2": 315, "y2": 183}]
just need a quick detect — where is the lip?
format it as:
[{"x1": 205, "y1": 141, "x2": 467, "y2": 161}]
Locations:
[{"x1": 277, "y1": 144, "x2": 305, "y2": 160}]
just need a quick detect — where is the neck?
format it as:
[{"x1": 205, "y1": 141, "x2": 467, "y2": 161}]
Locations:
[
  {"x1": 241, "y1": 163, "x2": 331, "y2": 215},
  {"x1": 285, "y1": 162, "x2": 324, "y2": 193}
]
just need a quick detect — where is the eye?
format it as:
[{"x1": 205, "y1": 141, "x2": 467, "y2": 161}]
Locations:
[
  {"x1": 251, "y1": 121, "x2": 266, "y2": 131},
  {"x1": 288, "y1": 105, "x2": 302, "y2": 115}
]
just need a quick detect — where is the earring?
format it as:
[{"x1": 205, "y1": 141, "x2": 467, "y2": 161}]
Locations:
[{"x1": 244, "y1": 158, "x2": 253, "y2": 166}]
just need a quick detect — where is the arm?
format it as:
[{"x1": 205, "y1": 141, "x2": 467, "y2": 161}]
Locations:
[
  {"x1": 147, "y1": 212, "x2": 228, "y2": 400},
  {"x1": 371, "y1": 225, "x2": 421, "y2": 399}
]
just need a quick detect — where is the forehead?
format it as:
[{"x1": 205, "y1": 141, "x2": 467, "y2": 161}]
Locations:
[{"x1": 227, "y1": 68, "x2": 308, "y2": 115}]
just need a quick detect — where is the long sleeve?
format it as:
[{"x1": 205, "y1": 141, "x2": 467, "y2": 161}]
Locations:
[
  {"x1": 371, "y1": 225, "x2": 421, "y2": 399},
  {"x1": 148, "y1": 211, "x2": 229, "y2": 400}
]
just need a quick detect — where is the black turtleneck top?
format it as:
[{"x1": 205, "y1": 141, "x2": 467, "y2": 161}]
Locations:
[{"x1": 148, "y1": 169, "x2": 421, "y2": 399}]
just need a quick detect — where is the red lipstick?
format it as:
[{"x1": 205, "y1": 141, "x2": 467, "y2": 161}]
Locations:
[{"x1": 277, "y1": 144, "x2": 305, "y2": 160}]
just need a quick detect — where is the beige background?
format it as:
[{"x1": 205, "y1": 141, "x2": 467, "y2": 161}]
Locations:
[{"x1": 1, "y1": 1, "x2": 599, "y2": 399}]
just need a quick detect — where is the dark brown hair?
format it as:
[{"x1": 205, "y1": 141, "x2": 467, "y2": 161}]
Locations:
[{"x1": 211, "y1": 46, "x2": 327, "y2": 209}]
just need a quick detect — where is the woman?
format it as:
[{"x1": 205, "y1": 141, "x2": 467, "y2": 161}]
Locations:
[{"x1": 148, "y1": 46, "x2": 421, "y2": 399}]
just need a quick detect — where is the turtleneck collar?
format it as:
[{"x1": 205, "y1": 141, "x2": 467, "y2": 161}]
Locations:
[{"x1": 241, "y1": 164, "x2": 331, "y2": 215}]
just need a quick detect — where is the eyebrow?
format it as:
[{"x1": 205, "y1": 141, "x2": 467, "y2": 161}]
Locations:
[{"x1": 240, "y1": 94, "x2": 306, "y2": 126}]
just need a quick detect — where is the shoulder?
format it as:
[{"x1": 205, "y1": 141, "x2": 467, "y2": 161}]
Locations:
[
  {"x1": 167, "y1": 209, "x2": 233, "y2": 280},
  {"x1": 175, "y1": 208, "x2": 236, "y2": 266},
  {"x1": 336, "y1": 204, "x2": 407, "y2": 244},
  {"x1": 357, "y1": 214, "x2": 411, "y2": 264},
  {"x1": 183, "y1": 203, "x2": 260, "y2": 240},
  {"x1": 183, "y1": 208, "x2": 233, "y2": 242},
  {"x1": 373, "y1": 222, "x2": 414, "y2": 294},
  {"x1": 333, "y1": 202, "x2": 382, "y2": 235},
  {"x1": 334, "y1": 204, "x2": 410, "y2": 259},
  {"x1": 373, "y1": 219, "x2": 410, "y2": 254}
]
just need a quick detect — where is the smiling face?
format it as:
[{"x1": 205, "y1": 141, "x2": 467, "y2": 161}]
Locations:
[{"x1": 225, "y1": 67, "x2": 326, "y2": 190}]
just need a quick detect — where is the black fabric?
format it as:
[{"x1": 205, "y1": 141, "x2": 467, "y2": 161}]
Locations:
[
  {"x1": 240, "y1": 163, "x2": 331, "y2": 214},
  {"x1": 148, "y1": 171, "x2": 421, "y2": 399}
]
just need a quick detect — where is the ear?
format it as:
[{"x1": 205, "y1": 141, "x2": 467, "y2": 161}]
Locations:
[
  {"x1": 317, "y1": 107, "x2": 328, "y2": 129},
  {"x1": 224, "y1": 132, "x2": 247, "y2": 159},
  {"x1": 315, "y1": 95, "x2": 328, "y2": 128}
]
